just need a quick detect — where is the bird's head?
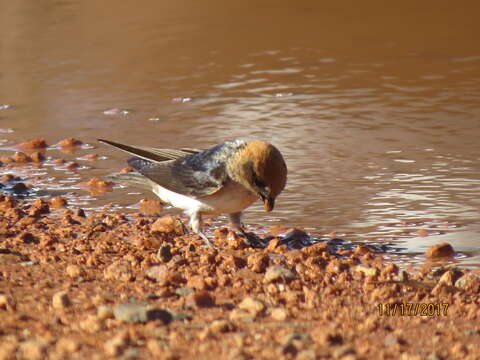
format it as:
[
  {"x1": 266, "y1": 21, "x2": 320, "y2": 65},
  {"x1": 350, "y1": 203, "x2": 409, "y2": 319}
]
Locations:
[{"x1": 230, "y1": 141, "x2": 287, "y2": 212}]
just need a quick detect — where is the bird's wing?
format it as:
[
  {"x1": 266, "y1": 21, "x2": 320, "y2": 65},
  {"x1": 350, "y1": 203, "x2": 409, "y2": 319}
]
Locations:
[
  {"x1": 127, "y1": 154, "x2": 227, "y2": 197},
  {"x1": 98, "y1": 139, "x2": 200, "y2": 162},
  {"x1": 100, "y1": 139, "x2": 245, "y2": 198}
]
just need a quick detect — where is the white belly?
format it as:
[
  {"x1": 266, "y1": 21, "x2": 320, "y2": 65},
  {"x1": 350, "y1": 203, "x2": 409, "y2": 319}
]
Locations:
[{"x1": 152, "y1": 181, "x2": 258, "y2": 215}]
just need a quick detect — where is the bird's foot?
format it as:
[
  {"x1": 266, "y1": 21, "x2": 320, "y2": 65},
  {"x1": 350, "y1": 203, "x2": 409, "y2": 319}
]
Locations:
[
  {"x1": 198, "y1": 231, "x2": 217, "y2": 248},
  {"x1": 227, "y1": 221, "x2": 265, "y2": 248},
  {"x1": 238, "y1": 229, "x2": 266, "y2": 248},
  {"x1": 228, "y1": 221, "x2": 245, "y2": 234}
]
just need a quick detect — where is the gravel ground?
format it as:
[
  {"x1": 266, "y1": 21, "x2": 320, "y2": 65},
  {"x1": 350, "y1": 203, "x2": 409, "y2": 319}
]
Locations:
[{"x1": 0, "y1": 195, "x2": 479, "y2": 360}]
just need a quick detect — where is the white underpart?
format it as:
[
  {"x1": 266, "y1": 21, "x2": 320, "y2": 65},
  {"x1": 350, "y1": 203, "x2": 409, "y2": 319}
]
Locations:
[{"x1": 152, "y1": 181, "x2": 258, "y2": 235}]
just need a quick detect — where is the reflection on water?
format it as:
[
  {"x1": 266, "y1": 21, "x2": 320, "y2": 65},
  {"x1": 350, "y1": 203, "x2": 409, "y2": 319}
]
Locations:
[{"x1": 0, "y1": 0, "x2": 479, "y2": 266}]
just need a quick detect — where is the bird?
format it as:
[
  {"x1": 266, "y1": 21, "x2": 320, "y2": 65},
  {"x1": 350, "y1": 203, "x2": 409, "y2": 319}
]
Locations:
[{"x1": 98, "y1": 139, "x2": 287, "y2": 247}]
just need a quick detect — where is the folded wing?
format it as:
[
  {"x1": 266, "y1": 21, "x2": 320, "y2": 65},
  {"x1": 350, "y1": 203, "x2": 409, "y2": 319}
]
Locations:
[{"x1": 99, "y1": 139, "x2": 227, "y2": 197}]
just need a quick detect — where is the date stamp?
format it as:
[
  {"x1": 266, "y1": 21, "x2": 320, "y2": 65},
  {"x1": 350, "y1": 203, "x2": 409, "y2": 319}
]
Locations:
[{"x1": 377, "y1": 303, "x2": 449, "y2": 316}]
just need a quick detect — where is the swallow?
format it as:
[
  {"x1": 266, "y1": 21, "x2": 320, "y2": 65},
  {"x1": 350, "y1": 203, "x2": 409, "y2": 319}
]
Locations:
[{"x1": 98, "y1": 139, "x2": 287, "y2": 247}]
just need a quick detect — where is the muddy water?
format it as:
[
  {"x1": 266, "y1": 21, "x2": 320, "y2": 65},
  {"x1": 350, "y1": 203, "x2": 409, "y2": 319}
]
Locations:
[{"x1": 0, "y1": 1, "x2": 479, "y2": 265}]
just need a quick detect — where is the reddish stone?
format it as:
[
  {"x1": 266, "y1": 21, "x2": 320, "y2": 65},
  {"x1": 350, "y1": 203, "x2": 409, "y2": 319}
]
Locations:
[{"x1": 426, "y1": 242, "x2": 455, "y2": 258}]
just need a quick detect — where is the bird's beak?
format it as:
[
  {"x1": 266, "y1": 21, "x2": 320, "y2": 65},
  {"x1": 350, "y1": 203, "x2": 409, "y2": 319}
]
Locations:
[{"x1": 263, "y1": 197, "x2": 275, "y2": 212}]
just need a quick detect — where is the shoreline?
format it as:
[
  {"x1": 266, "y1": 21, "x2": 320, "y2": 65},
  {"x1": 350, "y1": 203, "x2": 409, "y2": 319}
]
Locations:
[{"x1": 1, "y1": 196, "x2": 479, "y2": 359}]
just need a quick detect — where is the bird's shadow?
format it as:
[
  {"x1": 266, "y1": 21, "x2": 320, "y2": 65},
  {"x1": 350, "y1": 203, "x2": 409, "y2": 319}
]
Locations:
[
  {"x1": 241, "y1": 229, "x2": 317, "y2": 250},
  {"x1": 241, "y1": 230, "x2": 405, "y2": 254},
  {"x1": 242, "y1": 231, "x2": 272, "y2": 248}
]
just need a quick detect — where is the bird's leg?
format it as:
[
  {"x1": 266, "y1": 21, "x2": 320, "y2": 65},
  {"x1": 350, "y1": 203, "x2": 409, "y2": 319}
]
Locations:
[
  {"x1": 188, "y1": 211, "x2": 216, "y2": 248},
  {"x1": 198, "y1": 231, "x2": 216, "y2": 248},
  {"x1": 229, "y1": 212, "x2": 264, "y2": 248},
  {"x1": 228, "y1": 212, "x2": 246, "y2": 236}
]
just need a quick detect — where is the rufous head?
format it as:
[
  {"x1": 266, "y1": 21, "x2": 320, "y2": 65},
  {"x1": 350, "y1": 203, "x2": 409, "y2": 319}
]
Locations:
[{"x1": 231, "y1": 141, "x2": 287, "y2": 211}]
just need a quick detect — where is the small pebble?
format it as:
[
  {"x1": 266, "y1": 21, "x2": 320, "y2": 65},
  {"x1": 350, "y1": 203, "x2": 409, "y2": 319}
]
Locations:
[
  {"x1": 151, "y1": 216, "x2": 184, "y2": 235},
  {"x1": 20, "y1": 261, "x2": 38, "y2": 267},
  {"x1": 175, "y1": 287, "x2": 195, "y2": 297},
  {"x1": 14, "y1": 152, "x2": 32, "y2": 163},
  {"x1": 271, "y1": 307, "x2": 288, "y2": 321},
  {"x1": 397, "y1": 270, "x2": 409, "y2": 282},
  {"x1": 81, "y1": 153, "x2": 99, "y2": 161},
  {"x1": 145, "y1": 265, "x2": 170, "y2": 285},
  {"x1": 30, "y1": 152, "x2": 45, "y2": 162},
  {"x1": 78, "y1": 177, "x2": 114, "y2": 189},
  {"x1": 354, "y1": 265, "x2": 379, "y2": 277},
  {"x1": 56, "y1": 337, "x2": 80, "y2": 354},
  {"x1": 209, "y1": 319, "x2": 233, "y2": 333},
  {"x1": 417, "y1": 229, "x2": 429, "y2": 237},
  {"x1": 104, "y1": 331, "x2": 130, "y2": 356},
  {"x1": 426, "y1": 242, "x2": 455, "y2": 258},
  {"x1": 66, "y1": 162, "x2": 80, "y2": 170},
  {"x1": 146, "y1": 339, "x2": 163, "y2": 357},
  {"x1": 139, "y1": 199, "x2": 163, "y2": 216},
  {"x1": 229, "y1": 308, "x2": 255, "y2": 322},
  {"x1": 50, "y1": 197, "x2": 68, "y2": 209},
  {"x1": 438, "y1": 270, "x2": 456, "y2": 286},
  {"x1": 0, "y1": 253, "x2": 22, "y2": 264},
  {"x1": 52, "y1": 291, "x2": 71, "y2": 310},
  {"x1": 238, "y1": 297, "x2": 266, "y2": 315},
  {"x1": 157, "y1": 245, "x2": 172, "y2": 263},
  {"x1": 186, "y1": 291, "x2": 215, "y2": 308},
  {"x1": 264, "y1": 265, "x2": 296, "y2": 283},
  {"x1": 57, "y1": 138, "x2": 83, "y2": 147},
  {"x1": 113, "y1": 304, "x2": 149, "y2": 323},
  {"x1": 113, "y1": 304, "x2": 171, "y2": 324},
  {"x1": 19, "y1": 340, "x2": 48, "y2": 360},
  {"x1": 79, "y1": 315, "x2": 103, "y2": 333},
  {"x1": 66, "y1": 264, "x2": 82, "y2": 278},
  {"x1": 354, "y1": 245, "x2": 374, "y2": 255},
  {"x1": 16, "y1": 139, "x2": 48, "y2": 149},
  {"x1": 455, "y1": 274, "x2": 480, "y2": 291},
  {"x1": 97, "y1": 305, "x2": 114, "y2": 320},
  {"x1": 332, "y1": 344, "x2": 356, "y2": 358},
  {"x1": 104, "y1": 261, "x2": 134, "y2": 282},
  {"x1": 0, "y1": 294, "x2": 14, "y2": 310}
]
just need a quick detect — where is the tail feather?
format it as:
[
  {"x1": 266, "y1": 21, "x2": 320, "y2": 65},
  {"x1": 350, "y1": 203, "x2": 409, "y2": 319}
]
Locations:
[
  {"x1": 98, "y1": 138, "x2": 197, "y2": 162},
  {"x1": 105, "y1": 172, "x2": 154, "y2": 191}
]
